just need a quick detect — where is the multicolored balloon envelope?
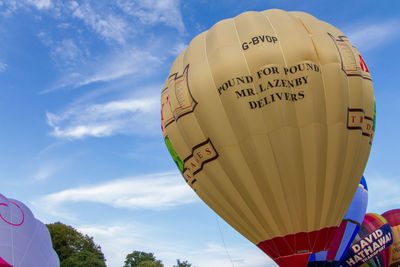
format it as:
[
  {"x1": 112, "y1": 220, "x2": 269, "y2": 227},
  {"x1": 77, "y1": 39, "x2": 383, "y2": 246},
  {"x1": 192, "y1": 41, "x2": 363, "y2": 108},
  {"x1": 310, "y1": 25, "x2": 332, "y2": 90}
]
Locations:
[
  {"x1": 308, "y1": 176, "x2": 368, "y2": 266},
  {"x1": 341, "y1": 214, "x2": 393, "y2": 267},
  {"x1": 382, "y1": 209, "x2": 400, "y2": 267},
  {"x1": 161, "y1": 9, "x2": 375, "y2": 267},
  {"x1": 0, "y1": 194, "x2": 59, "y2": 267}
]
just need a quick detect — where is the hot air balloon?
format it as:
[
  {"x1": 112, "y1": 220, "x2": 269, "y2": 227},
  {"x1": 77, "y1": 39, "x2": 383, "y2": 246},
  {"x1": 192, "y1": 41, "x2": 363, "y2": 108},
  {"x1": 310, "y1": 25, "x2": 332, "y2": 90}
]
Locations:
[
  {"x1": 308, "y1": 176, "x2": 368, "y2": 266},
  {"x1": 0, "y1": 194, "x2": 59, "y2": 267},
  {"x1": 341, "y1": 214, "x2": 393, "y2": 267},
  {"x1": 382, "y1": 209, "x2": 400, "y2": 267},
  {"x1": 161, "y1": 9, "x2": 375, "y2": 267}
]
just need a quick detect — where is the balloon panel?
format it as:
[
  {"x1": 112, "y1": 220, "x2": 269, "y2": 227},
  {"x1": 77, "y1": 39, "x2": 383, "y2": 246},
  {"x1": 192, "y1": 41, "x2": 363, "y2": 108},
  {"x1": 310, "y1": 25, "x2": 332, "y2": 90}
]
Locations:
[
  {"x1": 382, "y1": 209, "x2": 400, "y2": 267},
  {"x1": 342, "y1": 214, "x2": 393, "y2": 267},
  {"x1": 161, "y1": 9, "x2": 375, "y2": 267}
]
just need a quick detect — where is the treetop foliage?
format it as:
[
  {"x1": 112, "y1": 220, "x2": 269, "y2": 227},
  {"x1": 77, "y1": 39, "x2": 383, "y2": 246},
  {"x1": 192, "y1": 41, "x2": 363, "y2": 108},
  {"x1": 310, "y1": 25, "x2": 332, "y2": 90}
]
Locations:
[{"x1": 46, "y1": 222, "x2": 106, "y2": 267}]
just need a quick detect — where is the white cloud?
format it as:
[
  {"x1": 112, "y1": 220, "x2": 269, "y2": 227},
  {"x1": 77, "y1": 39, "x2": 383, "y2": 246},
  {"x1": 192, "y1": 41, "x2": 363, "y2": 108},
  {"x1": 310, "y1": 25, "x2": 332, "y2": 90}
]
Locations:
[
  {"x1": 365, "y1": 172, "x2": 400, "y2": 214},
  {"x1": 0, "y1": 0, "x2": 52, "y2": 15},
  {"x1": 50, "y1": 39, "x2": 83, "y2": 65},
  {"x1": 0, "y1": 62, "x2": 7, "y2": 72},
  {"x1": 117, "y1": 0, "x2": 185, "y2": 33},
  {"x1": 34, "y1": 163, "x2": 59, "y2": 181},
  {"x1": 42, "y1": 48, "x2": 162, "y2": 92},
  {"x1": 36, "y1": 172, "x2": 197, "y2": 214},
  {"x1": 77, "y1": 223, "x2": 151, "y2": 267},
  {"x1": 26, "y1": 0, "x2": 52, "y2": 10},
  {"x1": 0, "y1": 0, "x2": 20, "y2": 16},
  {"x1": 186, "y1": 243, "x2": 276, "y2": 267},
  {"x1": 68, "y1": 1, "x2": 129, "y2": 44},
  {"x1": 347, "y1": 19, "x2": 400, "y2": 51},
  {"x1": 77, "y1": 223, "x2": 276, "y2": 267},
  {"x1": 46, "y1": 95, "x2": 160, "y2": 139}
]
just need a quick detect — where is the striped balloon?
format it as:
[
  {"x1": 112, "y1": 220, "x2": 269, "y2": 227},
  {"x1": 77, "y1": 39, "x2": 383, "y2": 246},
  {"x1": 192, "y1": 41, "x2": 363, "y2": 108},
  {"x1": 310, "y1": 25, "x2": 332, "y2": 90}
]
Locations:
[{"x1": 341, "y1": 214, "x2": 393, "y2": 267}]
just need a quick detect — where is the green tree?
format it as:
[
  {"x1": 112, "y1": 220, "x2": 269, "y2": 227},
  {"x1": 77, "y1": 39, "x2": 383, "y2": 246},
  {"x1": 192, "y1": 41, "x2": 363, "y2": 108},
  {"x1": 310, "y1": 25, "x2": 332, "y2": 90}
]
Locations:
[
  {"x1": 124, "y1": 251, "x2": 163, "y2": 267},
  {"x1": 61, "y1": 250, "x2": 106, "y2": 267},
  {"x1": 173, "y1": 259, "x2": 192, "y2": 267},
  {"x1": 137, "y1": 260, "x2": 163, "y2": 267},
  {"x1": 46, "y1": 222, "x2": 106, "y2": 267}
]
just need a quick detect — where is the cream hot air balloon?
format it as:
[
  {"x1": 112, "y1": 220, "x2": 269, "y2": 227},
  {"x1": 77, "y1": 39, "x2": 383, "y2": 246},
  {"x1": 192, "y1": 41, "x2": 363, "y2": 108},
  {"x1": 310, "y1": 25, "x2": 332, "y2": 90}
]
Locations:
[{"x1": 161, "y1": 9, "x2": 375, "y2": 267}]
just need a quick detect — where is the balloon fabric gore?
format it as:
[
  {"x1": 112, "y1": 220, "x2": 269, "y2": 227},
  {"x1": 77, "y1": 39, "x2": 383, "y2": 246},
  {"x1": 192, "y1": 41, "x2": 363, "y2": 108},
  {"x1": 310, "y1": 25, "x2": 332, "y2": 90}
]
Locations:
[{"x1": 160, "y1": 9, "x2": 375, "y2": 267}]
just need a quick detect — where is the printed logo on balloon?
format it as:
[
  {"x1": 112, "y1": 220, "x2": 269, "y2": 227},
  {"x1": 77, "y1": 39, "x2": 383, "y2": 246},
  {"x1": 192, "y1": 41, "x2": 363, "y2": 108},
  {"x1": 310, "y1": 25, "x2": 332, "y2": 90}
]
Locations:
[{"x1": 0, "y1": 201, "x2": 25, "y2": 226}]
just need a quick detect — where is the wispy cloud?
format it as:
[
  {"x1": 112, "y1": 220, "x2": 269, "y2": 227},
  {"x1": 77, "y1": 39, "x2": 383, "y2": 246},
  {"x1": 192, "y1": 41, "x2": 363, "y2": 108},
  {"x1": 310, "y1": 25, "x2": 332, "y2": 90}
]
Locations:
[
  {"x1": 117, "y1": 0, "x2": 185, "y2": 33},
  {"x1": 186, "y1": 243, "x2": 276, "y2": 267},
  {"x1": 34, "y1": 163, "x2": 59, "y2": 181},
  {"x1": 0, "y1": 62, "x2": 7, "y2": 72},
  {"x1": 42, "y1": 48, "x2": 162, "y2": 93},
  {"x1": 46, "y1": 94, "x2": 159, "y2": 139},
  {"x1": 365, "y1": 172, "x2": 400, "y2": 214},
  {"x1": 68, "y1": 1, "x2": 129, "y2": 44},
  {"x1": 77, "y1": 222, "x2": 275, "y2": 267},
  {"x1": 33, "y1": 159, "x2": 68, "y2": 181},
  {"x1": 347, "y1": 19, "x2": 400, "y2": 51},
  {"x1": 50, "y1": 39, "x2": 84, "y2": 65},
  {"x1": 26, "y1": 0, "x2": 52, "y2": 10},
  {"x1": 0, "y1": 0, "x2": 52, "y2": 15},
  {"x1": 35, "y1": 172, "x2": 197, "y2": 217},
  {"x1": 77, "y1": 223, "x2": 153, "y2": 267}
]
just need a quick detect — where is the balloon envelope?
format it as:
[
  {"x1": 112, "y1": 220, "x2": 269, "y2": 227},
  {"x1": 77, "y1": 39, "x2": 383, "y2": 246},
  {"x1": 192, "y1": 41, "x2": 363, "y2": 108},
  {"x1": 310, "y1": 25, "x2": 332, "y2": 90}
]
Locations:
[
  {"x1": 308, "y1": 176, "x2": 368, "y2": 266},
  {"x1": 341, "y1": 214, "x2": 393, "y2": 267},
  {"x1": 161, "y1": 9, "x2": 375, "y2": 267},
  {"x1": 382, "y1": 209, "x2": 400, "y2": 267},
  {"x1": 0, "y1": 194, "x2": 59, "y2": 267}
]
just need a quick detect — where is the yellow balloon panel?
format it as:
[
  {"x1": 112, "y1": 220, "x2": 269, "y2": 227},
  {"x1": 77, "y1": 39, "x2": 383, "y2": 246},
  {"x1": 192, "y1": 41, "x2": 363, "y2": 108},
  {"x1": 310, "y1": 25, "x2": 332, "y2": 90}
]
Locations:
[{"x1": 161, "y1": 9, "x2": 375, "y2": 267}]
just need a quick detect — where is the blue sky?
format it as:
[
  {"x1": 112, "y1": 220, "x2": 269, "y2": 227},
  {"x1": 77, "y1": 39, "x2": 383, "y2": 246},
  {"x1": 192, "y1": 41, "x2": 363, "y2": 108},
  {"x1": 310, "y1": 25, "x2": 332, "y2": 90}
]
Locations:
[{"x1": 0, "y1": 0, "x2": 399, "y2": 266}]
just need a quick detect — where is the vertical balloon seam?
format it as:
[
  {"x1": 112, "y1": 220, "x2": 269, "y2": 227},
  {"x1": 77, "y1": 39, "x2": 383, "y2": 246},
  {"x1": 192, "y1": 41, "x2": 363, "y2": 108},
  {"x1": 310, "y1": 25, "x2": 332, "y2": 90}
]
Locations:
[
  {"x1": 320, "y1": 32, "x2": 350, "y2": 233},
  {"x1": 192, "y1": 26, "x2": 261, "y2": 242},
  {"x1": 336, "y1": 56, "x2": 363, "y2": 232},
  {"x1": 307, "y1": 29, "x2": 345, "y2": 231},
  {"x1": 293, "y1": 13, "x2": 330, "y2": 241},
  {"x1": 10, "y1": 199, "x2": 15, "y2": 266},
  {"x1": 330, "y1": 31, "x2": 371, "y2": 230},
  {"x1": 256, "y1": 12, "x2": 295, "y2": 230},
  {"x1": 206, "y1": 18, "x2": 281, "y2": 241},
  {"x1": 343, "y1": 71, "x2": 368, "y2": 228},
  {"x1": 322, "y1": 31, "x2": 347, "y2": 231},
  {"x1": 265, "y1": 10, "x2": 317, "y2": 257},
  {"x1": 198, "y1": 23, "x2": 270, "y2": 243},
  {"x1": 353, "y1": 46, "x2": 374, "y2": 173},
  {"x1": 290, "y1": 12, "x2": 330, "y2": 240},
  {"x1": 231, "y1": 13, "x2": 288, "y2": 238},
  {"x1": 262, "y1": 11, "x2": 304, "y2": 258},
  {"x1": 295, "y1": 15, "x2": 342, "y2": 255},
  {"x1": 240, "y1": 11, "x2": 297, "y2": 236},
  {"x1": 17, "y1": 218, "x2": 40, "y2": 266},
  {"x1": 168, "y1": 49, "x2": 244, "y2": 236}
]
